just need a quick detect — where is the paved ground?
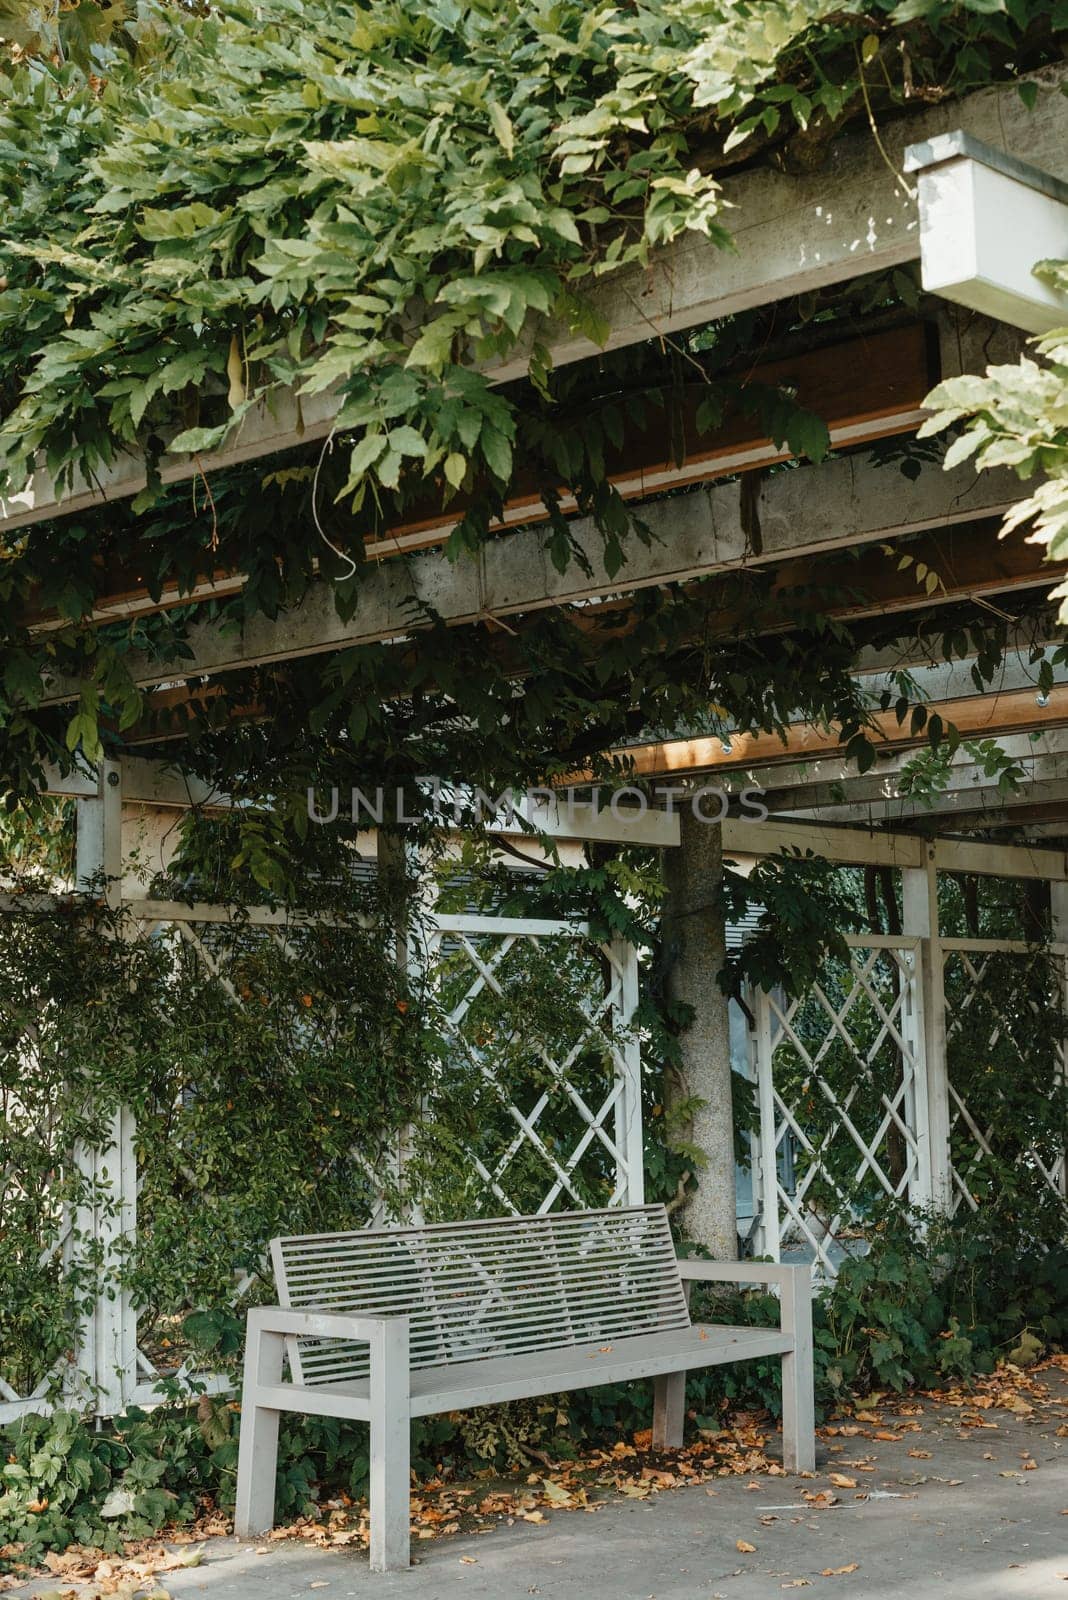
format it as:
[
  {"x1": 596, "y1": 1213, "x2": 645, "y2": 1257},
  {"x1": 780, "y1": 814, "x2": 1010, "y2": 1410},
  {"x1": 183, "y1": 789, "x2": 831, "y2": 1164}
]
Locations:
[{"x1": 13, "y1": 1371, "x2": 1068, "y2": 1600}]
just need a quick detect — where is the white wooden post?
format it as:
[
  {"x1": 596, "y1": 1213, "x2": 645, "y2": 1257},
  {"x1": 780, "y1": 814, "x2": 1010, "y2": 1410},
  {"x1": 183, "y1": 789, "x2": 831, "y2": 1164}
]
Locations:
[
  {"x1": 71, "y1": 758, "x2": 139, "y2": 1414},
  {"x1": 377, "y1": 826, "x2": 425, "y2": 1224},
  {"x1": 1050, "y1": 882, "x2": 1068, "y2": 1199},
  {"x1": 753, "y1": 986, "x2": 782, "y2": 1262},
  {"x1": 902, "y1": 853, "x2": 952, "y2": 1213},
  {"x1": 368, "y1": 1316, "x2": 412, "y2": 1572},
  {"x1": 611, "y1": 937, "x2": 646, "y2": 1206},
  {"x1": 779, "y1": 1264, "x2": 816, "y2": 1472},
  {"x1": 234, "y1": 1314, "x2": 285, "y2": 1537}
]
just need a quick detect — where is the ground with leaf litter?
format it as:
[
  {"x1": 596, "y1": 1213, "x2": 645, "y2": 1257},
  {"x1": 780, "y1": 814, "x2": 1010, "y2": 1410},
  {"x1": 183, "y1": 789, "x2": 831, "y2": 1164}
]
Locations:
[{"x1": 9, "y1": 1360, "x2": 1068, "y2": 1600}]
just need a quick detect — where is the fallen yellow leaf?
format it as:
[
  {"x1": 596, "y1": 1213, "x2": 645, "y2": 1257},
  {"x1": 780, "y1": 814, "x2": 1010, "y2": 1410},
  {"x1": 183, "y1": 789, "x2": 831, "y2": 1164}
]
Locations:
[
  {"x1": 736, "y1": 1539, "x2": 757, "y2": 1554},
  {"x1": 828, "y1": 1474, "x2": 856, "y2": 1489},
  {"x1": 821, "y1": 1565, "x2": 859, "y2": 1577}
]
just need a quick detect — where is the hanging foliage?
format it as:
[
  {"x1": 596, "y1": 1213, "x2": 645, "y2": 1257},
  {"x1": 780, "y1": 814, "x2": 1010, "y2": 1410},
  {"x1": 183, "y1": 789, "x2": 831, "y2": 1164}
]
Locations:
[{"x1": 0, "y1": 0, "x2": 1062, "y2": 796}]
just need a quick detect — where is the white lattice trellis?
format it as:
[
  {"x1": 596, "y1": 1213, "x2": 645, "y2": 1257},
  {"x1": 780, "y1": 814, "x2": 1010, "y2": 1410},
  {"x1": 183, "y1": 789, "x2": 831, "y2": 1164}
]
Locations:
[
  {"x1": 750, "y1": 935, "x2": 931, "y2": 1280},
  {"x1": 1, "y1": 896, "x2": 643, "y2": 1422},
  {"x1": 425, "y1": 913, "x2": 644, "y2": 1216},
  {"x1": 942, "y1": 938, "x2": 1068, "y2": 1213}
]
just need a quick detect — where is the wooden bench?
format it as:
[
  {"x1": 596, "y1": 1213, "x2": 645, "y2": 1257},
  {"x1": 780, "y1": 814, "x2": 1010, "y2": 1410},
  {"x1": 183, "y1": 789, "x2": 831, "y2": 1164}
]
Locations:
[{"x1": 234, "y1": 1204, "x2": 814, "y2": 1571}]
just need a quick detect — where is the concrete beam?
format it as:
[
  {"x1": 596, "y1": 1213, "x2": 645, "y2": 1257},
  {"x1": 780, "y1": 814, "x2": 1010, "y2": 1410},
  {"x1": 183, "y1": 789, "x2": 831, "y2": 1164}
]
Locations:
[
  {"x1": 38, "y1": 448, "x2": 1025, "y2": 704},
  {"x1": 4, "y1": 67, "x2": 1065, "y2": 537}
]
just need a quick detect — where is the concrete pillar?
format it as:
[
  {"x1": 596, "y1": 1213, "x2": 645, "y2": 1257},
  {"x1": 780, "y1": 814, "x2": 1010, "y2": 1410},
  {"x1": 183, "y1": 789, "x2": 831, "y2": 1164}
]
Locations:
[{"x1": 662, "y1": 804, "x2": 737, "y2": 1259}]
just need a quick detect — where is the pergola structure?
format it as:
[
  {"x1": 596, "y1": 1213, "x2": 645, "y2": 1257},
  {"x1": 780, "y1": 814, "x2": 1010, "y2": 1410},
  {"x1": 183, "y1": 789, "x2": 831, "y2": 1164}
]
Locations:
[{"x1": 4, "y1": 64, "x2": 1068, "y2": 1421}]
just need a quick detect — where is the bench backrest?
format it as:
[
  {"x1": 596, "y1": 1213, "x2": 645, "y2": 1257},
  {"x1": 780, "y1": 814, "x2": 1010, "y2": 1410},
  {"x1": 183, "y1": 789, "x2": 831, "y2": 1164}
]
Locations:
[{"x1": 272, "y1": 1204, "x2": 689, "y2": 1387}]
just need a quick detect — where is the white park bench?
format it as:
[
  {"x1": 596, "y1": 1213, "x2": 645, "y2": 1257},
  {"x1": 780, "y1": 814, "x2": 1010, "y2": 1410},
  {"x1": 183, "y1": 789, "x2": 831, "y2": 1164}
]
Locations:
[{"x1": 234, "y1": 1204, "x2": 814, "y2": 1571}]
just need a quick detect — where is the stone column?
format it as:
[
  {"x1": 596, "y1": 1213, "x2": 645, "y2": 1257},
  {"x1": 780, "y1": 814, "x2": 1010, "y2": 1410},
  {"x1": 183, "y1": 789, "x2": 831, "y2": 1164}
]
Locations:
[{"x1": 662, "y1": 801, "x2": 736, "y2": 1258}]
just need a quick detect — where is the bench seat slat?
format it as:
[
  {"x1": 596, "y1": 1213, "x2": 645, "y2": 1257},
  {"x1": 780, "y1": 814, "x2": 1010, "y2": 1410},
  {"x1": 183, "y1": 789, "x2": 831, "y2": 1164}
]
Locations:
[{"x1": 251, "y1": 1325, "x2": 794, "y2": 1423}]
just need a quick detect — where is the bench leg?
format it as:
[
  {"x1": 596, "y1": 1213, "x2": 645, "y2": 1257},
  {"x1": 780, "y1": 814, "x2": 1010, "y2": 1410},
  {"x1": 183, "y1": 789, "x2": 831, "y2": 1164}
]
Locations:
[
  {"x1": 369, "y1": 1319, "x2": 411, "y2": 1573},
  {"x1": 652, "y1": 1371, "x2": 686, "y2": 1449},
  {"x1": 235, "y1": 1320, "x2": 285, "y2": 1538},
  {"x1": 781, "y1": 1270, "x2": 815, "y2": 1473}
]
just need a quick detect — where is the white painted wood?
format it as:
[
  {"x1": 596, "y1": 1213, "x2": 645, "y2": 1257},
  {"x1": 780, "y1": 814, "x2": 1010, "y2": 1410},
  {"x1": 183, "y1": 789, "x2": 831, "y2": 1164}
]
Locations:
[
  {"x1": 68, "y1": 759, "x2": 140, "y2": 1415},
  {"x1": 753, "y1": 728, "x2": 1068, "y2": 827},
  {"x1": 652, "y1": 1371, "x2": 686, "y2": 1449},
  {"x1": 613, "y1": 939, "x2": 646, "y2": 1206},
  {"x1": 120, "y1": 804, "x2": 183, "y2": 899},
  {"x1": 1050, "y1": 884, "x2": 1068, "y2": 1201},
  {"x1": 122, "y1": 898, "x2": 372, "y2": 928},
  {"x1": 74, "y1": 759, "x2": 123, "y2": 904},
  {"x1": 725, "y1": 817, "x2": 1068, "y2": 881},
  {"x1": 234, "y1": 1317, "x2": 286, "y2": 1539},
  {"x1": 429, "y1": 913, "x2": 590, "y2": 939},
  {"x1": 723, "y1": 818, "x2": 924, "y2": 870},
  {"x1": 6, "y1": 67, "x2": 1066, "y2": 538},
  {"x1": 902, "y1": 863, "x2": 946, "y2": 1211},
  {"x1": 253, "y1": 1322, "x2": 796, "y2": 1420},
  {"x1": 931, "y1": 836, "x2": 1068, "y2": 882},
  {"x1": 493, "y1": 796, "x2": 681, "y2": 849},
  {"x1": 676, "y1": 1258, "x2": 814, "y2": 1470},
  {"x1": 778, "y1": 1266, "x2": 816, "y2": 1473},
  {"x1": 751, "y1": 939, "x2": 932, "y2": 1277},
  {"x1": 906, "y1": 132, "x2": 1068, "y2": 333},
  {"x1": 368, "y1": 1317, "x2": 411, "y2": 1573}
]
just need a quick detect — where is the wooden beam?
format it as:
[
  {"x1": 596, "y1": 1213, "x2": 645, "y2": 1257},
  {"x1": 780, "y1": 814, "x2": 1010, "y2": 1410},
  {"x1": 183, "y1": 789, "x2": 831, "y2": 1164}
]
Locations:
[
  {"x1": 37, "y1": 448, "x2": 1026, "y2": 705},
  {"x1": 360, "y1": 323, "x2": 935, "y2": 559},
  {"x1": 931, "y1": 835, "x2": 1068, "y2": 881},
  {"x1": 722, "y1": 817, "x2": 923, "y2": 869},
  {"x1": 723, "y1": 815, "x2": 1068, "y2": 878},
  {"x1": 788, "y1": 776, "x2": 1068, "y2": 830},
  {"x1": 617, "y1": 686, "x2": 1068, "y2": 780},
  {"x1": 768, "y1": 518, "x2": 1063, "y2": 624},
  {"x1": 4, "y1": 70, "x2": 1066, "y2": 538},
  {"x1": 752, "y1": 726, "x2": 1068, "y2": 812},
  {"x1": 40, "y1": 755, "x2": 233, "y2": 809}
]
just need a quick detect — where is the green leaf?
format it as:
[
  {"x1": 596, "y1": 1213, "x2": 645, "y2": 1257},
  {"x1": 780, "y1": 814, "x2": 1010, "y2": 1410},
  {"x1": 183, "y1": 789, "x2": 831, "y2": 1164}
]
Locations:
[
  {"x1": 387, "y1": 425, "x2": 427, "y2": 459},
  {"x1": 167, "y1": 423, "x2": 230, "y2": 455},
  {"x1": 347, "y1": 433, "x2": 388, "y2": 478},
  {"x1": 480, "y1": 426, "x2": 513, "y2": 484},
  {"x1": 786, "y1": 407, "x2": 830, "y2": 464},
  {"x1": 487, "y1": 98, "x2": 515, "y2": 158}
]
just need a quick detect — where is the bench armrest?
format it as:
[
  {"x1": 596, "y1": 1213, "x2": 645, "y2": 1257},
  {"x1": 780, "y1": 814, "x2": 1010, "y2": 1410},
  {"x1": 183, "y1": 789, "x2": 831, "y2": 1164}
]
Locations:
[
  {"x1": 676, "y1": 1259, "x2": 810, "y2": 1290},
  {"x1": 676, "y1": 1259, "x2": 812, "y2": 1343},
  {"x1": 247, "y1": 1305, "x2": 409, "y2": 1344}
]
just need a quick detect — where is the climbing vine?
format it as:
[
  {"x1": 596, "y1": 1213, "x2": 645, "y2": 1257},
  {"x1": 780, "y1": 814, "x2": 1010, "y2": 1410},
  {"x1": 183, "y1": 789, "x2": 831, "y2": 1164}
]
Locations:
[{"x1": 0, "y1": 0, "x2": 1062, "y2": 798}]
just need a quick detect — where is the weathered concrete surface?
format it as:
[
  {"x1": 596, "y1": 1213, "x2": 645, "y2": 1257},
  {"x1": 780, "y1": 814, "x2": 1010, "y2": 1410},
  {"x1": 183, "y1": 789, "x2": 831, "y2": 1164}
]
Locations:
[
  {"x1": 662, "y1": 809, "x2": 735, "y2": 1259},
  {"x1": 14, "y1": 1371, "x2": 1068, "y2": 1600}
]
